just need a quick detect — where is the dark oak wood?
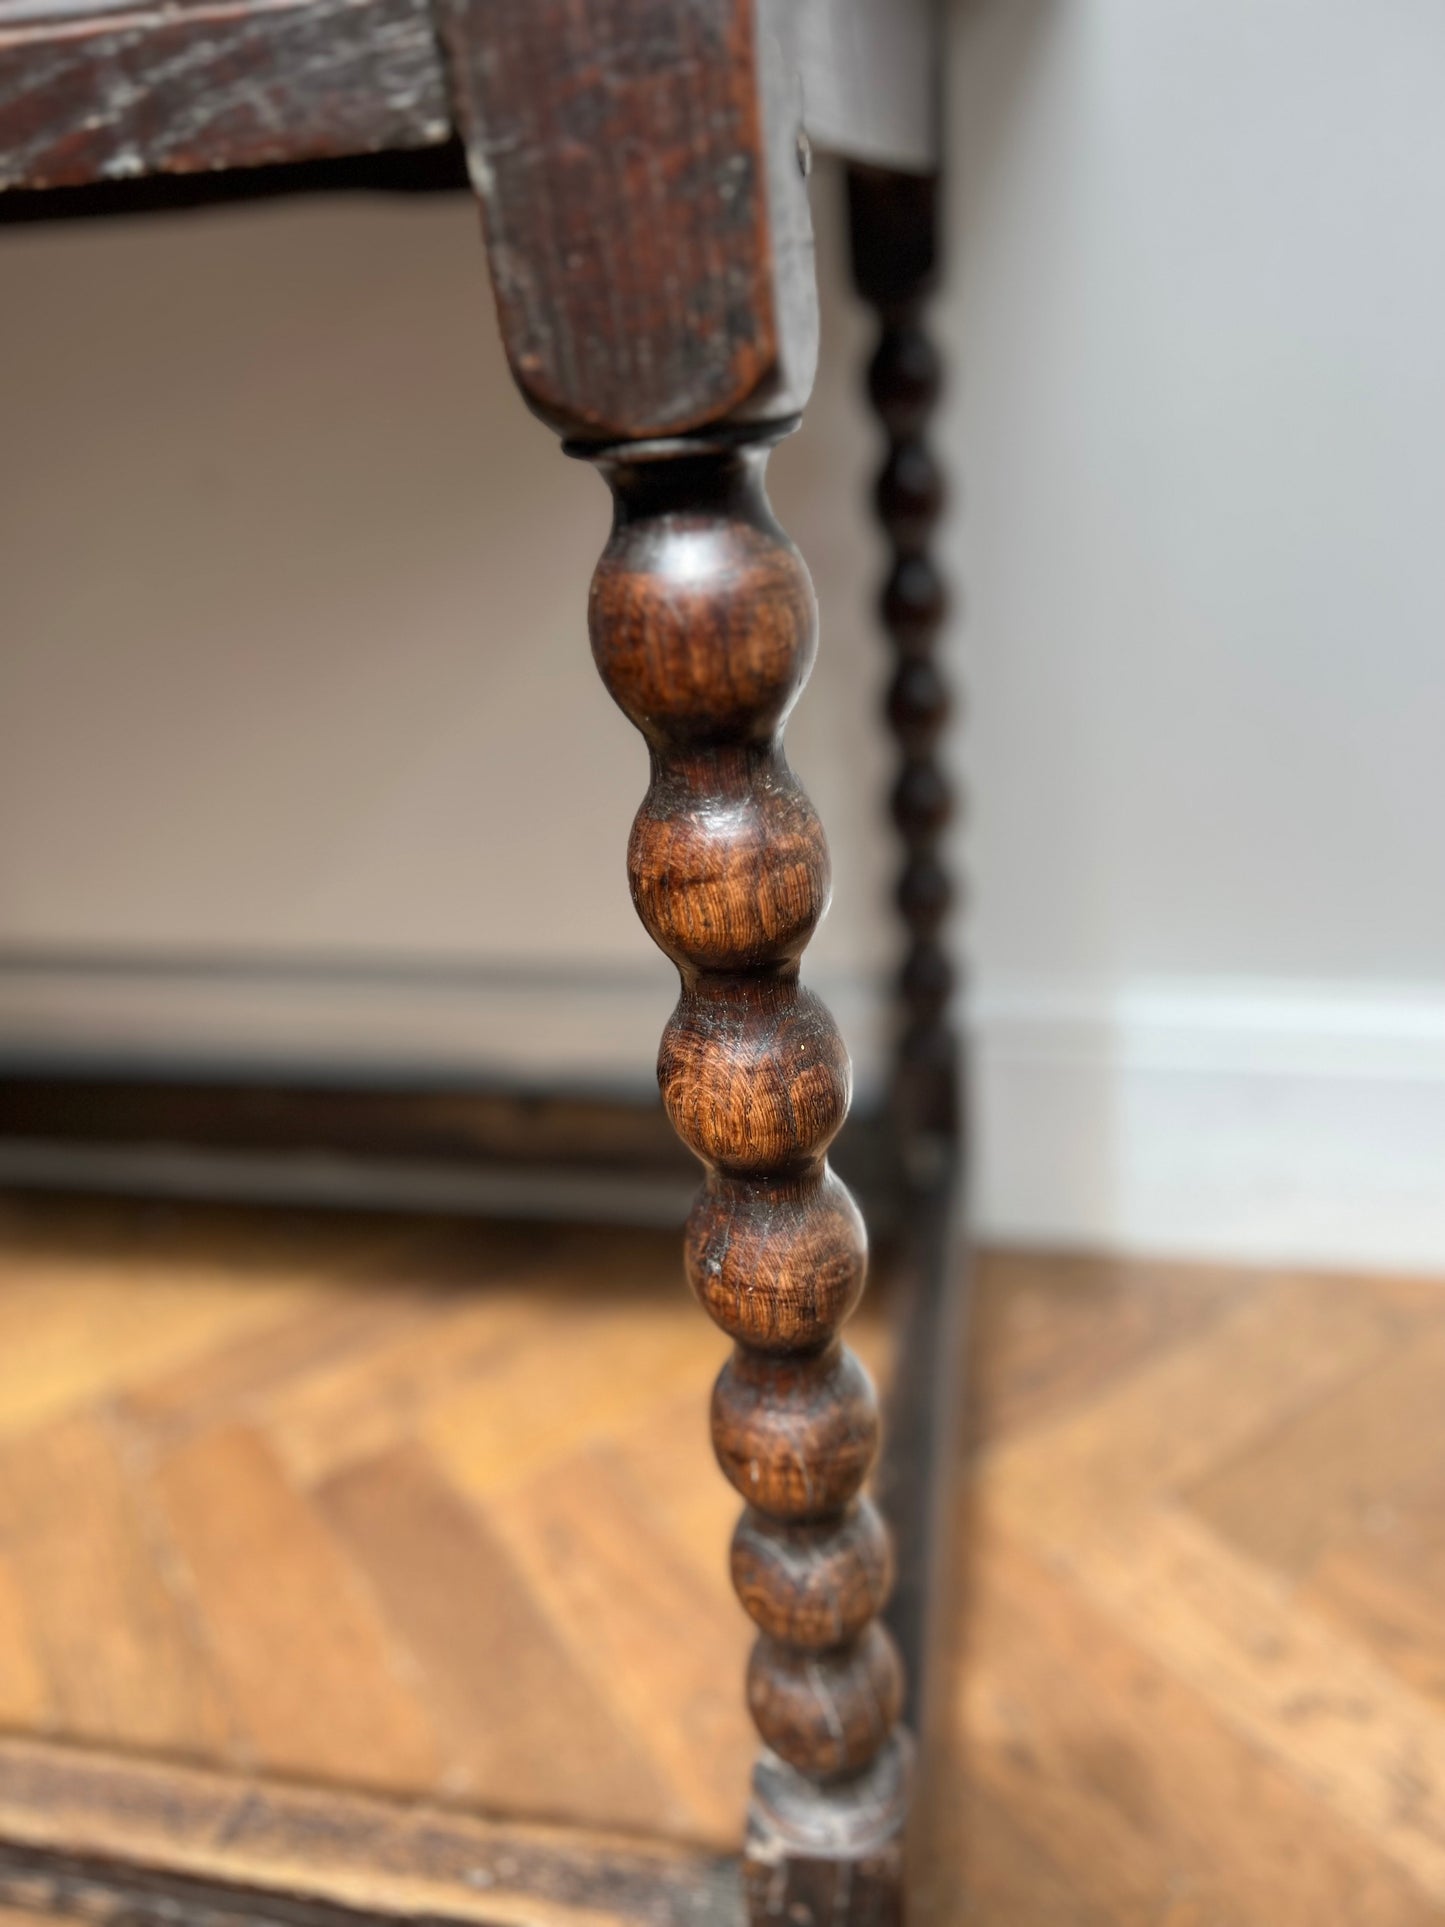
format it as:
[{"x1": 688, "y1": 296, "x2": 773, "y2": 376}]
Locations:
[
  {"x1": 0, "y1": 4, "x2": 960, "y2": 1921},
  {"x1": 878, "y1": 1170, "x2": 967, "y2": 1747},
  {"x1": 583, "y1": 433, "x2": 912, "y2": 1919},
  {"x1": 846, "y1": 164, "x2": 968, "y2": 1852},
  {"x1": 449, "y1": 8, "x2": 913, "y2": 1914},
  {"x1": 0, "y1": 0, "x2": 939, "y2": 200},
  {"x1": 437, "y1": 0, "x2": 815, "y2": 443},
  {"x1": 0, "y1": 1076, "x2": 692, "y2": 1172},
  {"x1": 584, "y1": 426, "x2": 910, "y2": 1927},
  {"x1": 847, "y1": 165, "x2": 958, "y2": 1151},
  {"x1": 0, "y1": 0, "x2": 450, "y2": 191},
  {"x1": 0, "y1": 1738, "x2": 741, "y2": 1927},
  {"x1": 0, "y1": 1073, "x2": 897, "y2": 1235},
  {"x1": 0, "y1": 143, "x2": 470, "y2": 224}
]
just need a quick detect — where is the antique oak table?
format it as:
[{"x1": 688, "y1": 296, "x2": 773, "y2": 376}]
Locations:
[{"x1": 0, "y1": 2, "x2": 963, "y2": 1921}]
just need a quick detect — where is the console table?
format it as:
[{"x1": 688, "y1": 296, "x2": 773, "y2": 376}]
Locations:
[{"x1": 0, "y1": 4, "x2": 964, "y2": 1920}]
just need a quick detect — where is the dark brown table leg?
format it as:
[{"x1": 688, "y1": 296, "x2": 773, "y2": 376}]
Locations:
[
  {"x1": 847, "y1": 164, "x2": 958, "y2": 1157},
  {"x1": 591, "y1": 434, "x2": 911, "y2": 1925},
  {"x1": 438, "y1": 3, "x2": 911, "y2": 1916},
  {"x1": 847, "y1": 166, "x2": 969, "y2": 1853}
]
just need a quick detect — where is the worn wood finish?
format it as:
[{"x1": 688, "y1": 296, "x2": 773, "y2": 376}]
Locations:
[
  {"x1": 0, "y1": 144, "x2": 470, "y2": 225},
  {"x1": 437, "y1": 0, "x2": 816, "y2": 444},
  {"x1": 449, "y1": 9, "x2": 913, "y2": 1914},
  {"x1": 0, "y1": 0, "x2": 450, "y2": 191},
  {"x1": 585, "y1": 434, "x2": 910, "y2": 1922},
  {"x1": 875, "y1": 1170, "x2": 966, "y2": 1753},
  {"x1": 0, "y1": 0, "x2": 937, "y2": 200},
  {"x1": 0, "y1": 3, "x2": 957, "y2": 1918},
  {"x1": 0, "y1": 1078, "x2": 694, "y2": 1172},
  {"x1": 0, "y1": 1739, "x2": 741, "y2": 1927},
  {"x1": 847, "y1": 166, "x2": 957, "y2": 1149}
]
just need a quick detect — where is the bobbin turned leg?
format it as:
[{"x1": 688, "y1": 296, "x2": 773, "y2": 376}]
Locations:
[
  {"x1": 437, "y1": 2, "x2": 910, "y2": 1916},
  {"x1": 847, "y1": 167, "x2": 959, "y2": 1158},
  {"x1": 592, "y1": 440, "x2": 911, "y2": 1921},
  {"x1": 845, "y1": 169, "x2": 966, "y2": 1763}
]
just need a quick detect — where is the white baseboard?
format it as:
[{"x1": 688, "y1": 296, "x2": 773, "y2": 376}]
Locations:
[{"x1": 973, "y1": 979, "x2": 1445, "y2": 1276}]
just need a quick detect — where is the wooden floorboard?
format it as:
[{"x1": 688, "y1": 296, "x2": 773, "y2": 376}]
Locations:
[
  {"x1": 939, "y1": 1250, "x2": 1445, "y2": 1925},
  {"x1": 0, "y1": 1196, "x2": 1443, "y2": 1920},
  {"x1": 0, "y1": 1197, "x2": 790, "y2": 1845}
]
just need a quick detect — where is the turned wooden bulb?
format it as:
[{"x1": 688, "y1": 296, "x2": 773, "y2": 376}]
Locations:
[
  {"x1": 627, "y1": 761, "x2": 830, "y2": 972},
  {"x1": 658, "y1": 982, "x2": 851, "y2": 1177},
  {"x1": 589, "y1": 450, "x2": 817, "y2": 747},
  {"x1": 731, "y1": 1499, "x2": 893, "y2": 1648},
  {"x1": 875, "y1": 440, "x2": 943, "y2": 552},
  {"x1": 897, "y1": 852, "x2": 952, "y2": 936},
  {"x1": 747, "y1": 1622, "x2": 904, "y2": 1779},
  {"x1": 867, "y1": 321, "x2": 941, "y2": 438},
  {"x1": 887, "y1": 657, "x2": 950, "y2": 752},
  {"x1": 685, "y1": 1169, "x2": 866, "y2": 1353},
  {"x1": 585, "y1": 430, "x2": 905, "y2": 1818},
  {"x1": 882, "y1": 554, "x2": 947, "y2": 651},
  {"x1": 891, "y1": 760, "x2": 952, "y2": 839},
  {"x1": 712, "y1": 1343, "x2": 880, "y2": 1521}
]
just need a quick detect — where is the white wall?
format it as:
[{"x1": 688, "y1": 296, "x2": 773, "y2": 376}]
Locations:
[
  {"x1": 3, "y1": 0, "x2": 1445, "y2": 1270},
  {"x1": 949, "y1": 0, "x2": 1445, "y2": 1268},
  {"x1": 0, "y1": 179, "x2": 888, "y2": 1087}
]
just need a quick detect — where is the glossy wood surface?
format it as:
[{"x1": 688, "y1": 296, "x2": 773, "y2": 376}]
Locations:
[{"x1": 586, "y1": 440, "x2": 910, "y2": 1919}]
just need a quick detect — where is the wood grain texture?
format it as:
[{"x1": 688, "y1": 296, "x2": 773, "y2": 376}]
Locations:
[
  {"x1": 317, "y1": 1441, "x2": 688, "y2": 1831},
  {"x1": 451, "y1": 13, "x2": 910, "y2": 1904},
  {"x1": 0, "y1": 1202, "x2": 1439, "y2": 1920},
  {"x1": 441, "y1": 0, "x2": 817, "y2": 442},
  {"x1": 147, "y1": 1423, "x2": 442, "y2": 1790},
  {"x1": 0, "y1": 1559, "x2": 48, "y2": 1731},
  {"x1": 936, "y1": 1250, "x2": 1445, "y2": 1926},
  {"x1": 483, "y1": 1446, "x2": 750, "y2": 1839},
  {"x1": 0, "y1": 0, "x2": 449, "y2": 191},
  {"x1": 0, "y1": 1195, "x2": 895, "y2": 1854},
  {"x1": 0, "y1": 0, "x2": 935, "y2": 201},
  {"x1": 584, "y1": 440, "x2": 910, "y2": 1916},
  {"x1": 0, "y1": 1414, "x2": 229, "y2": 1756},
  {"x1": 0, "y1": 1739, "x2": 742, "y2": 1927}
]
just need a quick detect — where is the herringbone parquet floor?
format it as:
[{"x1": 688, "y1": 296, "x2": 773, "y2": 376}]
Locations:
[{"x1": 0, "y1": 1194, "x2": 1443, "y2": 1922}]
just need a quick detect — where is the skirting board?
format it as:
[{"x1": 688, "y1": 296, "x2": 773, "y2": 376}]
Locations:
[{"x1": 974, "y1": 980, "x2": 1445, "y2": 1276}]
